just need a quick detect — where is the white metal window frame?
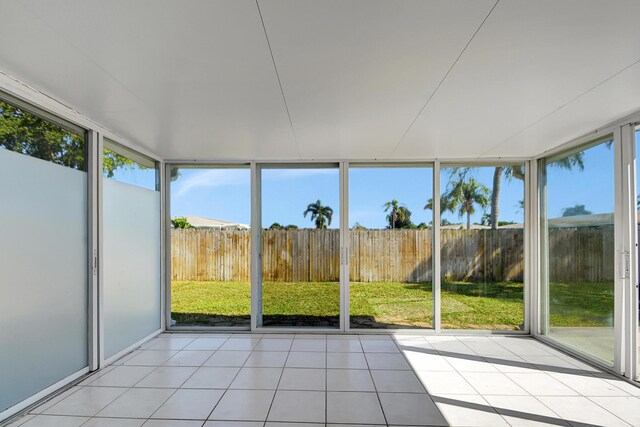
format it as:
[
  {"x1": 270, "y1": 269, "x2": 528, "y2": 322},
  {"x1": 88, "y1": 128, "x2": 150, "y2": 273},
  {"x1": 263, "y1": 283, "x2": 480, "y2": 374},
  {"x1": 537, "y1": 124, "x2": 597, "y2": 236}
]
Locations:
[
  {"x1": 532, "y1": 112, "x2": 640, "y2": 380},
  {"x1": 166, "y1": 159, "x2": 532, "y2": 335},
  {"x1": 0, "y1": 74, "x2": 165, "y2": 423}
]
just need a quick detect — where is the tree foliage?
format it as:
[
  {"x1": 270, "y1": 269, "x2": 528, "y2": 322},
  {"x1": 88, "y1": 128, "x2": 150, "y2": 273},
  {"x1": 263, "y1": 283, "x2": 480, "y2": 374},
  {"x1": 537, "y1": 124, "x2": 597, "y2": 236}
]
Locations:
[
  {"x1": 383, "y1": 199, "x2": 414, "y2": 229},
  {"x1": 0, "y1": 100, "x2": 137, "y2": 177},
  {"x1": 437, "y1": 174, "x2": 490, "y2": 230},
  {"x1": 562, "y1": 204, "x2": 592, "y2": 217},
  {"x1": 171, "y1": 217, "x2": 193, "y2": 228},
  {"x1": 303, "y1": 200, "x2": 334, "y2": 229}
]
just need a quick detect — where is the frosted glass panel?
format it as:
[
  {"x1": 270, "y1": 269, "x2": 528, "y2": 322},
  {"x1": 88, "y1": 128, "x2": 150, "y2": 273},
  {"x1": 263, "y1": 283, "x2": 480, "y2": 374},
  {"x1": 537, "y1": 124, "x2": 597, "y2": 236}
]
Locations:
[
  {"x1": 103, "y1": 178, "x2": 161, "y2": 359},
  {"x1": 0, "y1": 148, "x2": 88, "y2": 412}
]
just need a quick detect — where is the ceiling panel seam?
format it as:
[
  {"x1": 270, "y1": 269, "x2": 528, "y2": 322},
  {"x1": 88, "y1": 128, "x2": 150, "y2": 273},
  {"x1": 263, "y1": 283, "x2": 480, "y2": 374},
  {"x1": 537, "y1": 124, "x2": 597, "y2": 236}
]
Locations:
[
  {"x1": 387, "y1": 0, "x2": 500, "y2": 158},
  {"x1": 478, "y1": 55, "x2": 640, "y2": 158},
  {"x1": 255, "y1": 0, "x2": 301, "y2": 159}
]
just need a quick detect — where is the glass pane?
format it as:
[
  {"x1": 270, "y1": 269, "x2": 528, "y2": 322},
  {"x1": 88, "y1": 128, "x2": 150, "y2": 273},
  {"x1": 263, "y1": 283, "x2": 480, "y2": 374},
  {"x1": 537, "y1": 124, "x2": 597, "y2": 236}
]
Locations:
[
  {"x1": 170, "y1": 167, "x2": 251, "y2": 327},
  {"x1": 439, "y1": 165, "x2": 525, "y2": 330},
  {"x1": 103, "y1": 139, "x2": 157, "y2": 190},
  {"x1": 261, "y1": 166, "x2": 340, "y2": 328},
  {"x1": 541, "y1": 137, "x2": 615, "y2": 364},
  {"x1": 0, "y1": 99, "x2": 86, "y2": 170},
  {"x1": 0, "y1": 106, "x2": 88, "y2": 411},
  {"x1": 103, "y1": 142, "x2": 161, "y2": 358},
  {"x1": 349, "y1": 166, "x2": 433, "y2": 329}
]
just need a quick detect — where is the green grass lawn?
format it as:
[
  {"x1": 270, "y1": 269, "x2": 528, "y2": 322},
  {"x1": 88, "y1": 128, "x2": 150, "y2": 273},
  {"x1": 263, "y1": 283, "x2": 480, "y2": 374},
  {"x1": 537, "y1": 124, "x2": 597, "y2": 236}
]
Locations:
[
  {"x1": 548, "y1": 281, "x2": 614, "y2": 327},
  {"x1": 170, "y1": 280, "x2": 612, "y2": 330},
  {"x1": 172, "y1": 280, "x2": 522, "y2": 329}
]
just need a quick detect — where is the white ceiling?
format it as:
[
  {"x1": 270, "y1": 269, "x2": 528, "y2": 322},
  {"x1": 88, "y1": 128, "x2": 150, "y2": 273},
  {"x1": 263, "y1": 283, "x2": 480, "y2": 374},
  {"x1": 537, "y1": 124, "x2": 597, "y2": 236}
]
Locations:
[{"x1": 0, "y1": 0, "x2": 639, "y2": 161}]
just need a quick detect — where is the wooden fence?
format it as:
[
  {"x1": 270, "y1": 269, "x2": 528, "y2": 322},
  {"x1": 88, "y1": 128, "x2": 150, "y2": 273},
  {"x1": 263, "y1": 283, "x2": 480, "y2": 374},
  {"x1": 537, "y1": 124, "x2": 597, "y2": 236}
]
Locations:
[{"x1": 170, "y1": 226, "x2": 615, "y2": 283}]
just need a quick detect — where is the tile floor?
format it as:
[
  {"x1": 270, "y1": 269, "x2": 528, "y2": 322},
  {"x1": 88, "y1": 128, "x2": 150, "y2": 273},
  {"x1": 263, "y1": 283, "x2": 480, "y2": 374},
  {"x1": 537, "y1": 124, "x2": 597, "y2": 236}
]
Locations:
[{"x1": 6, "y1": 334, "x2": 640, "y2": 427}]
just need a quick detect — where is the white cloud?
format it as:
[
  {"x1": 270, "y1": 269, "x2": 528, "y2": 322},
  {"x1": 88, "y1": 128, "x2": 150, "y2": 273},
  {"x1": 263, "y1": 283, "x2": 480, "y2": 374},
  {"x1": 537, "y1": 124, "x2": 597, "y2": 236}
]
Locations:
[{"x1": 173, "y1": 169, "x2": 249, "y2": 197}]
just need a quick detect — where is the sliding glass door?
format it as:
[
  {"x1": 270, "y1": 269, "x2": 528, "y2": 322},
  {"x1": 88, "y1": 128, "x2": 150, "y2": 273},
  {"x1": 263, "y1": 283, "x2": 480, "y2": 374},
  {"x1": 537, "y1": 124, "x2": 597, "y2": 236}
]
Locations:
[
  {"x1": 540, "y1": 136, "x2": 615, "y2": 365},
  {"x1": 348, "y1": 165, "x2": 434, "y2": 329},
  {"x1": 261, "y1": 164, "x2": 340, "y2": 328},
  {"x1": 169, "y1": 165, "x2": 251, "y2": 328},
  {"x1": 439, "y1": 165, "x2": 525, "y2": 330}
]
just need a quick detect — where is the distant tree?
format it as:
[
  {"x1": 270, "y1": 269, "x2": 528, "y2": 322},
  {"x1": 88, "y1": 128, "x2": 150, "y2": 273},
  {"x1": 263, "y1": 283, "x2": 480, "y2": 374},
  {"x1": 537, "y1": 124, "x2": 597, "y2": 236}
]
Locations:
[
  {"x1": 562, "y1": 204, "x2": 592, "y2": 217},
  {"x1": 284, "y1": 224, "x2": 298, "y2": 230},
  {"x1": 171, "y1": 217, "x2": 193, "y2": 229},
  {"x1": 0, "y1": 100, "x2": 136, "y2": 176},
  {"x1": 303, "y1": 199, "x2": 334, "y2": 229},
  {"x1": 352, "y1": 222, "x2": 367, "y2": 230},
  {"x1": 437, "y1": 177, "x2": 490, "y2": 230},
  {"x1": 416, "y1": 222, "x2": 428, "y2": 229},
  {"x1": 383, "y1": 199, "x2": 414, "y2": 229},
  {"x1": 269, "y1": 222, "x2": 284, "y2": 230}
]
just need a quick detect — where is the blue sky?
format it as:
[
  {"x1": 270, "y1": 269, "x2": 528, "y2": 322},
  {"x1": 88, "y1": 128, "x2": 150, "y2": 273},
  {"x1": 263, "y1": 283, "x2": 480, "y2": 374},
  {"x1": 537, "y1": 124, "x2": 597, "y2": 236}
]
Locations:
[{"x1": 110, "y1": 134, "x2": 625, "y2": 227}]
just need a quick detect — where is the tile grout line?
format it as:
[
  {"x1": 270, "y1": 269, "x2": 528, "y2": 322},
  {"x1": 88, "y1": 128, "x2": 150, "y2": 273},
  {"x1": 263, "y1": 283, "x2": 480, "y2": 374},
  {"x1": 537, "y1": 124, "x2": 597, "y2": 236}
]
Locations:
[{"x1": 361, "y1": 336, "x2": 390, "y2": 426}]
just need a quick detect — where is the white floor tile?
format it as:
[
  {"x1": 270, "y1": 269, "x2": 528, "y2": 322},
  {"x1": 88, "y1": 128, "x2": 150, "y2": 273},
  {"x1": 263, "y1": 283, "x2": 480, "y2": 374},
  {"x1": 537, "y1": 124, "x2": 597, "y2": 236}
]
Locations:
[
  {"x1": 164, "y1": 350, "x2": 214, "y2": 367},
  {"x1": 589, "y1": 396, "x2": 640, "y2": 426},
  {"x1": 209, "y1": 389, "x2": 275, "y2": 421},
  {"x1": 461, "y1": 339, "x2": 516, "y2": 356},
  {"x1": 253, "y1": 338, "x2": 293, "y2": 351},
  {"x1": 204, "y1": 422, "x2": 263, "y2": 427},
  {"x1": 278, "y1": 368, "x2": 325, "y2": 391},
  {"x1": 182, "y1": 367, "x2": 240, "y2": 389},
  {"x1": 124, "y1": 350, "x2": 178, "y2": 366},
  {"x1": 42, "y1": 387, "x2": 126, "y2": 416},
  {"x1": 365, "y1": 353, "x2": 411, "y2": 370},
  {"x1": 402, "y1": 350, "x2": 455, "y2": 372},
  {"x1": 326, "y1": 392, "x2": 385, "y2": 425},
  {"x1": 267, "y1": 390, "x2": 325, "y2": 423},
  {"x1": 203, "y1": 350, "x2": 251, "y2": 367},
  {"x1": 29, "y1": 387, "x2": 82, "y2": 414},
  {"x1": 505, "y1": 372, "x2": 579, "y2": 396},
  {"x1": 134, "y1": 366, "x2": 197, "y2": 388},
  {"x1": 96, "y1": 388, "x2": 175, "y2": 418},
  {"x1": 433, "y1": 394, "x2": 510, "y2": 427},
  {"x1": 370, "y1": 370, "x2": 425, "y2": 393},
  {"x1": 285, "y1": 352, "x2": 325, "y2": 368},
  {"x1": 361, "y1": 339, "x2": 399, "y2": 353},
  {"x1": 327, "y1": 369, "x2": 375, "y2": 392},
  {"x1": 230, "y1": 367, "x2": 282, "y2": 389},
  {"x1": 327, "y1": 339, "x2": 363, "y2": 352},
  {"x1": 142, "y1": 420, "x2": 203, "y2": 427},
  {"x1": 484, "y1": 395, "x2": 568, "y2": 427},
  {"x1": 379, "y1": 392, "x2": 447, "y2": 426},
  {"x1": 219, "y1": 338, "x2": 261, "y2": 351},
  {"x1": 487, "y1": 355, "x2": 540, "y2": 374},
  {"x1": 445, "y1": 355, "x2": 500, "y2": 372},
  {"x1": 265, "y1": 423, "x2": 324, "y2": 427},
  {"x1": 243, "y1": 351, "x2": 288, "y2": 367},
  {"x1": 151, "y1": 389, "x2": 224, "y2": 420},
  {"x1": 20, "y1": 415, "x2": 89, "y2": 427},
  {"x1": 415, "y1": 371, "x2": 477, "y2": 395},
  {"x1": 82, "y1": 418, "x2": 145, "y2": 427},
  {"x1": 549, "y1": 372, "x2": 632, "y2": 396},
  {"x1": 326, "y1": 352, "x2": 368, "y2": 369},
  {"x1": 460, "y1": 372, "x2": 528, "y2": 395},
  {"x1": 145, "y1": 337, "x2": 195, "y2": 350},
  {"x1": 86, "y1": 366, "x2": 155, "y2": 387},
  {"x1": 290, "y1": 339, "x2": 326, "y2": 352},
  {"x1": 537, "y1": 396, "x2": 631, "y2": 426},
  {"x1": 184, "y1": 337, "x2": 229, "y2": 351}
]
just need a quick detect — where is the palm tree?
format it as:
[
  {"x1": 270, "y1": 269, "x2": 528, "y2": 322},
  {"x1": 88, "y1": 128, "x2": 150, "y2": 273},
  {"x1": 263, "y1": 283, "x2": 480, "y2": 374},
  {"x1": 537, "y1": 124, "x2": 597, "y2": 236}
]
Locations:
[
  {"x1": 303, "y1": 199, "x2": 333, "y2": 229},
  {"x1": 383, "y1": 199, "x2": 412, "y2": 229},
  {"x1": 488, "y1": 151, "x2": 584, "y2": 229},
  {"x1": 440, "y1": 177, "x2": 490, "y2": 230}
]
